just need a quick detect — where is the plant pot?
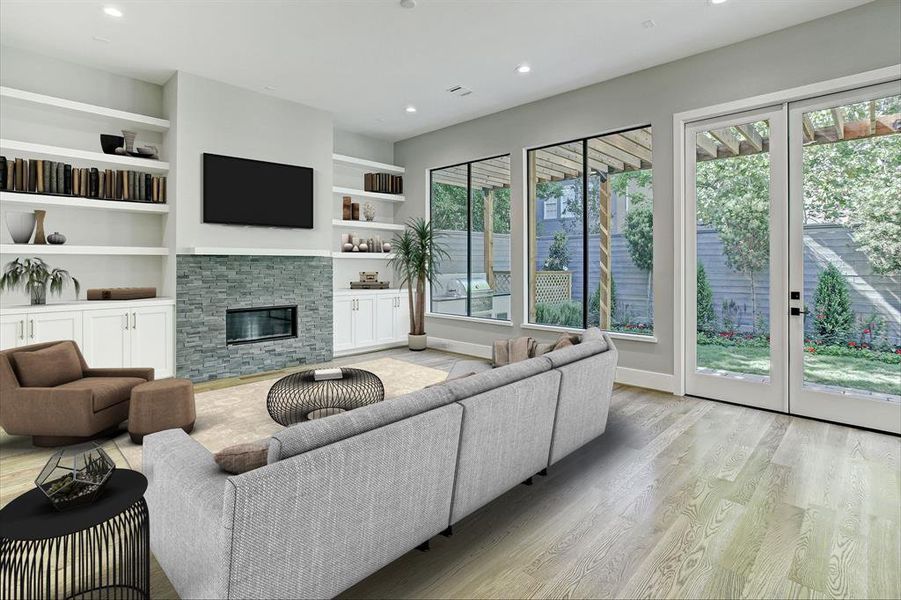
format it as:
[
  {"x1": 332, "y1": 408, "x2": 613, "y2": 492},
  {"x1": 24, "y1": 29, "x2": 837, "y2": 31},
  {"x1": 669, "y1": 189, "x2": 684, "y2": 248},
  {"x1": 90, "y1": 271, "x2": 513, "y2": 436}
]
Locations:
[
  {"x1": 408, "y1": 333, "x2": 427, "y2": 351},
  {"x1": 6, "y1": 211, "x2": 36, "y2": 244},
  {"x1": 30, "y1": 285, "x2": 47, "y2": 305}
]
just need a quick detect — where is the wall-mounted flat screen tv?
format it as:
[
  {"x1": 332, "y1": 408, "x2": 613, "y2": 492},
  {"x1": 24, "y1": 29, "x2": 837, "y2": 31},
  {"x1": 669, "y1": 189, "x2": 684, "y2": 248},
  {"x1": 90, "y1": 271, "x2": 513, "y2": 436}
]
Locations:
[{"x1": 203, "y1": 153, "x2": 313, "y2": 228}]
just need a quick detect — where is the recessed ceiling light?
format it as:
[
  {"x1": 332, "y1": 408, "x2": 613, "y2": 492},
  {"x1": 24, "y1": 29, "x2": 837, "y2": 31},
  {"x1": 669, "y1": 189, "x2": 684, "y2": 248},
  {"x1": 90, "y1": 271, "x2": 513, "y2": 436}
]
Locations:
[
  {"x1": 642, "y1": 19, "x2": 656, "y2": 29},
  {"x1": 103, "y1": 6, "x2": 123, "y2": 17},
  {"x1": 515, "y1": 63, "x2": 531, "y2": 74},
  {"x1": 264, "y1": 85, "x2": 276, "y2": 91},
  {"x1": 405, "y1": 105, "x2": 417, "y2": 113},
  {"x1": 92, "y1": 35, "x2": 111, "y2": 43},
  {"x1": 709, "y1": 0, "x2": 728, "y2": 4},
  {"x1": 399, "y1": 0, "x2": 416, "y2": 8}
]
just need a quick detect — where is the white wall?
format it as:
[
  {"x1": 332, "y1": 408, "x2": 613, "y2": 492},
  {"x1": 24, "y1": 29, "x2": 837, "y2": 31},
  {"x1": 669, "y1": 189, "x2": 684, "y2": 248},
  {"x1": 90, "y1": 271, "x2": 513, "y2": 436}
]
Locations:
[
  {"x1": 334, "y1": 129, "x2": 394, "y2": 165},
  {"x1": 0, "y1": 46, "x2": 168, "y2": 306},
  {"x1": 394, "y1": 1, "x2": 901, "y2": 378},
  {"x1": 169, "y1": 72, "x2": 334, "y2": 252}
]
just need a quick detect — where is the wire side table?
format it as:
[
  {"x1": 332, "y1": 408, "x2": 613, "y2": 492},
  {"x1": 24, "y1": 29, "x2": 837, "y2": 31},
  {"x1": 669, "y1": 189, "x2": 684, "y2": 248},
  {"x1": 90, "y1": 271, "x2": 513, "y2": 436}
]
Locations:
[
  {"x1": 267, "y1": 368, "x2": 385, "y2": 425},
  {"x1": 0, "y1": 469, "x2": 150, "y2": 600}
]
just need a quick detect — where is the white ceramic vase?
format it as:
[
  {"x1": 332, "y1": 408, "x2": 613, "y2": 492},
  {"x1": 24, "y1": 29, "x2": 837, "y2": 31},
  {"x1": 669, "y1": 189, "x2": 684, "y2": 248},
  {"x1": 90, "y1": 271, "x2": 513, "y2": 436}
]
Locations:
[
  {"x1": 6, "y1": 211, "x2": 36, "y2": 244},
  {"x1": 408, "y1": 333, "x2": 427, "y2": 351}
]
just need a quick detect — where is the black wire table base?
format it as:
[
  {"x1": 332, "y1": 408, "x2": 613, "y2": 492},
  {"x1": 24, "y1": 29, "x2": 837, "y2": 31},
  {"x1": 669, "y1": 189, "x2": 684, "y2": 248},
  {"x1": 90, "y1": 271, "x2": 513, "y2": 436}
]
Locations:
[
  {"x1": 0, "y1": 498, "x2": 150, "y2": 600},
  {"x1": 267, "y1": 368, "x2": 385, "y2": 425}
]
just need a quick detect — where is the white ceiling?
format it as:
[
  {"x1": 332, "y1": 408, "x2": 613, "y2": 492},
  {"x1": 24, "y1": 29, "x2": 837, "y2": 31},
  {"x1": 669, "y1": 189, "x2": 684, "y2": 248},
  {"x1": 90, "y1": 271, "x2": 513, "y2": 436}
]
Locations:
[{"x1": 0, "y1": 0, "x2": 871, "y2": 141}]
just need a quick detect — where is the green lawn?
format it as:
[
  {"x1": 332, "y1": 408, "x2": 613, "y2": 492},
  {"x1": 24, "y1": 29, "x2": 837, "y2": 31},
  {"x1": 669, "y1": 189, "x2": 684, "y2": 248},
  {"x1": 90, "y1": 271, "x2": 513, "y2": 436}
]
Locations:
[{"x1": 697, "y1": 344, "x2": 901, "y2": 397}]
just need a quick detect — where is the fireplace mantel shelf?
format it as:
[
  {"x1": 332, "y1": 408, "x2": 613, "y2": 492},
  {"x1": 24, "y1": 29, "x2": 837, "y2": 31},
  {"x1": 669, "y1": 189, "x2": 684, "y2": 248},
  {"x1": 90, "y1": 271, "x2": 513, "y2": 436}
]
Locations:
[{"x1": 177, "y1": 247, "x2": 331, "y2": 257}]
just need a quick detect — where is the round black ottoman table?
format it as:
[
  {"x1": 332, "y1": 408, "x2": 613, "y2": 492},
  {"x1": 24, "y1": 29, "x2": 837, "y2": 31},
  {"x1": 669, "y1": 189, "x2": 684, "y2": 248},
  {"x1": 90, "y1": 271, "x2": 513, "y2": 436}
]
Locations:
[{"x1": 267, "y1": 367, "x2": 385, "y2": 425}]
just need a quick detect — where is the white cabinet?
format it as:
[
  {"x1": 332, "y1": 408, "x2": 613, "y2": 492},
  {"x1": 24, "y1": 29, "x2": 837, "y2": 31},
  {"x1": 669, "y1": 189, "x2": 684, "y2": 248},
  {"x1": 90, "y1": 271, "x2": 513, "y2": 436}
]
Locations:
[
  {"x1": 82, "y1": 308, "x2": 131, "y2": 369},
  {"x1": 130, "y1": 305, "x2": 173, "y2": 378},
  {"x1": 333, "y1": 290, "x2": 407, "y2": 354},
  {"x1": 0, "y1": 312, "x2": 26, "y2": 348},
  {"x1": 0, "y1": 300, "x2": 174, "y2": 378}
]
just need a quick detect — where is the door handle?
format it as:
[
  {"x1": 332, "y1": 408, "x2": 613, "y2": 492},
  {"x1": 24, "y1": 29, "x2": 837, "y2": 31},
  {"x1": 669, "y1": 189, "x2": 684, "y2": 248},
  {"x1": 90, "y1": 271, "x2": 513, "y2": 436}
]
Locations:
[
  {"x1": 132, "y1": 312, "x2": 137, "y2": 329},
  {"x1": 18, "y1": 320, "x2": 24, "y2": 340},
  {"x1": 28, "y1": 319, "x2": 34, "y2": 339},
  {"x1": 124, "y1": 313, "x2": 129, "y2": 330},
  {"x1": 790, "y1": 307, "x2": 808, "y2": 316}
]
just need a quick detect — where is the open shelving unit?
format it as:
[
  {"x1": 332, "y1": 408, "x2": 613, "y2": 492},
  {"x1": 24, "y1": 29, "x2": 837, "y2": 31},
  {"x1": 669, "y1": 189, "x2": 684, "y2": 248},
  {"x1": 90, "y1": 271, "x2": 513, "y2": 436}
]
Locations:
[
  {"x1": 331, "y1": 219, "x2": 403, "y2": 232},
  {"x1": 331, "y1": 186, "x2": 404, "y2": 203},
  {"x1": 0, "y1": 86, "x2": 172, "y2": 297}
]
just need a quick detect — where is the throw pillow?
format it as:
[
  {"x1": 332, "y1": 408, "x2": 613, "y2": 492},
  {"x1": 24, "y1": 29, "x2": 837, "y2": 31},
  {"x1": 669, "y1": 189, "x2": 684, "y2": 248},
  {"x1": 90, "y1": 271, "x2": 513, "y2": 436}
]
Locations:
[
  {"x1": 214, "y1": 440, "x2": 270, "y2": 474},
  {"x1": 553, "y1": 333, "x2": 580, "y2": 350},
  {"x1": 493, "y1": 336, "x2": 534, "y2": 366},
  {"x1": 13, "y1": 342, "x2": 83, "y2": 388}
]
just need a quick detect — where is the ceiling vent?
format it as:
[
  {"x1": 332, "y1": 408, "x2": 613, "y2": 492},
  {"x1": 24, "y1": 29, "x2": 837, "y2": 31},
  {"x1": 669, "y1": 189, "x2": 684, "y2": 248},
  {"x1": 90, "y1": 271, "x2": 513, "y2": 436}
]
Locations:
[{"x1": 446, "y1": 85, "x2": 473, "y2": 97}]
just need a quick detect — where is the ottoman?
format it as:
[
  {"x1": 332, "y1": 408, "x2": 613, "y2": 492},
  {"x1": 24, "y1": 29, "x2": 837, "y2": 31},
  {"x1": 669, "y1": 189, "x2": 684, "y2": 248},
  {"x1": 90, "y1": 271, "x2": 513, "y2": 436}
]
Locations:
[{"x1": 128, "y1": 378, "x2": 195, "y2": 444}]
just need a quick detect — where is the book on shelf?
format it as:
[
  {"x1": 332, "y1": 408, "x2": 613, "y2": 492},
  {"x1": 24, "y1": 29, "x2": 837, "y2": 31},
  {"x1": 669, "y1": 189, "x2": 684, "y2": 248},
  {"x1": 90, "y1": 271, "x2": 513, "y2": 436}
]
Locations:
[
  {"x1": 0, "y1": 155, "x2": 167, "y2": 203},
  {"x1": 363, "y1": 172, "x2": 403, "y2": 195}
]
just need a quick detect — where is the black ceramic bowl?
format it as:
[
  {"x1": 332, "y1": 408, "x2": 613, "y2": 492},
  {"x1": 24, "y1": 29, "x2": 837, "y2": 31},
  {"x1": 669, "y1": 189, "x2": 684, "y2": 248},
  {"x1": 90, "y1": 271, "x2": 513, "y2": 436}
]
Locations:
[{"x1": 100, "y1": 134, "x2": 124, "y2": 155}]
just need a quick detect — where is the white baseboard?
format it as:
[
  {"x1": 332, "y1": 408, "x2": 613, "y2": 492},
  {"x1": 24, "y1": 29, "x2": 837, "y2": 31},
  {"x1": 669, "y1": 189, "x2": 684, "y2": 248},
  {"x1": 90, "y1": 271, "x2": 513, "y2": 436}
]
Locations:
[
  {"x1": 428, "y1": 336, "x2": 674, "y2": 393},
  {"x1": 427, "y1": 337, "x2": 493, "y2": 359},
  {"x1": 615, "y1": 367, "x2": 674, "y2": 393},
  {"x1": 334, "y1": 340, "x2": 406, "y2": 358}
]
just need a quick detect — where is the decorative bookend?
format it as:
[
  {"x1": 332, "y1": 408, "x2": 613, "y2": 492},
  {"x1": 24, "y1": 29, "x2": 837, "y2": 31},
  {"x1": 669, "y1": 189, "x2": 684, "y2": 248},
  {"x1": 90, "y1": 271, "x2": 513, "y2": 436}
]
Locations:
[
  {"x1": 35, "y1": 444, "x2": 115, "y2": 511},
  {"x1": 351, "y1": 203, "x2": 360, "y2": 220},
  {"x1": 342, "y1": 196, "x2": 353, "y2": 220}
]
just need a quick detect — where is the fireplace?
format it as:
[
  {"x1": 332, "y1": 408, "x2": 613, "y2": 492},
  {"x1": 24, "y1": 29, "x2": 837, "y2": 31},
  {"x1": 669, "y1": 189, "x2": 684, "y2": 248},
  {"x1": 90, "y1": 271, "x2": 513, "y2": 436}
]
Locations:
[{"x1": 226, "y1": 305, "x2": 297, "y2": 345}]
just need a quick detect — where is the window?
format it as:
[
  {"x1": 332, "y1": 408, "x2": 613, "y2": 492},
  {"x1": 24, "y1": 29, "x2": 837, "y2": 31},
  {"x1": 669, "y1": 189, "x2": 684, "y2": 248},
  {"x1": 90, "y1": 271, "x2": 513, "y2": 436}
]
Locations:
[
  {"x1": 544, "y1": 198, "x2": 558, "y2": 220},
  {"x1": 527, "y1": 126, "x2": 653, "y2": 334},
  {"x1": 430, "y1": 155, "x2": 511, "y2": 321}
]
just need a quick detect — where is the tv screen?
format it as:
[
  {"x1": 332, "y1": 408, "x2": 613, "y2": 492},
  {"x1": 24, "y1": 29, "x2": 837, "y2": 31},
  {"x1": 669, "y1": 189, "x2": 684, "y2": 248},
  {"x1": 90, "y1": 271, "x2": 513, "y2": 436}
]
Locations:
[{"x1": 203, "y1": 153, "x2": 313, "y2": 228}]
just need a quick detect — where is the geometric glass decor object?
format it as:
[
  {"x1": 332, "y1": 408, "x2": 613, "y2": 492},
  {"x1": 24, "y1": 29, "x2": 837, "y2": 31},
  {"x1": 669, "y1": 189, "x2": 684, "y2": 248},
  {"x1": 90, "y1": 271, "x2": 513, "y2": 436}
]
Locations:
[{"x1": 34, "y1": 443, "x2": 115, "y2": 511}]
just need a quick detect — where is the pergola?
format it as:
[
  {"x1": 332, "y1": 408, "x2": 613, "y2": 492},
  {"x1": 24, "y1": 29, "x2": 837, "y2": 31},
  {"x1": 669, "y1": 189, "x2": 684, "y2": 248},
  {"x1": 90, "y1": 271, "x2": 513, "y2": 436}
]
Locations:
[{"x1": 431, "y1": 98, "x2": 900, "y2": 328}]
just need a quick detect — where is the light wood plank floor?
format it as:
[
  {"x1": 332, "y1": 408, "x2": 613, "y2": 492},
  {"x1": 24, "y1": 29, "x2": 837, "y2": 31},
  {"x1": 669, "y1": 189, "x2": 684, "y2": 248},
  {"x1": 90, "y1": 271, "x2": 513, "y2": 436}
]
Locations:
[{"x1": 2, "y1": 348, "x2": 899, "y2": 599}]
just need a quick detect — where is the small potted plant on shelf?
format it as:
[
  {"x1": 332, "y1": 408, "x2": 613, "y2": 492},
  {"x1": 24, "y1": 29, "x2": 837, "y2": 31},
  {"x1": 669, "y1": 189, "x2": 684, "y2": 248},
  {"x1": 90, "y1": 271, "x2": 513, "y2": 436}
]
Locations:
[
  {"x1": 0, "y1": 257, "x2": 80, "y2": 305},
  {"x1": 388, "y1": 218, "x2": 448, "y2": 351}
]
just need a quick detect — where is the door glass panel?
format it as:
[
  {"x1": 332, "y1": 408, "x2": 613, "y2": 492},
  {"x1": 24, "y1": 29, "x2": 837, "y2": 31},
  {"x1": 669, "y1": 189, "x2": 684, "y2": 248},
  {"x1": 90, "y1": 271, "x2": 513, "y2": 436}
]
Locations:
[
  {"x1": 800, "y1": 93, "x2": 901, "y2": 400},
  {"x1": 694, "y1": 119, "x2": 772, "y2": 379},
  {"x1": 430, "y1": 164, "x2": 469, "y2": 317}
]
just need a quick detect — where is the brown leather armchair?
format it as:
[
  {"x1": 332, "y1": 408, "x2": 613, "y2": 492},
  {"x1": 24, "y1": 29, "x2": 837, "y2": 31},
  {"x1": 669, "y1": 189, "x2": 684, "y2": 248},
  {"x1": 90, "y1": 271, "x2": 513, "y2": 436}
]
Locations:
[{"x1": 0, "y1": 340, "x2": 154, "y2": 447}]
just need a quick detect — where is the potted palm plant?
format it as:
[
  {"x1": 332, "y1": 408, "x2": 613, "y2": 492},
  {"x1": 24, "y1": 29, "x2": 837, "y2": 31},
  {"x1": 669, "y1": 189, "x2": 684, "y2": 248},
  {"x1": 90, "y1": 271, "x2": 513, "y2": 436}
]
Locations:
[
  {"x1": 0, "y1": 257, "x2": 80, "y2": 305},
  {"x1": 388, "y1": 218, "x2": 448, "y2": 351}
]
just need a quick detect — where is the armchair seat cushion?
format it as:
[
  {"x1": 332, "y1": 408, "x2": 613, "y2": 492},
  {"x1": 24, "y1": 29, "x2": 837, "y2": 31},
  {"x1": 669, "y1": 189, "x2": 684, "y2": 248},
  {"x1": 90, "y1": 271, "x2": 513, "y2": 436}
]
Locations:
[
  {"x1": 11, "y1": 341, "x2": 83, "y2": 388},
  {"x1": 57, "y1": 377, "x2": 146, "y2": 412}
]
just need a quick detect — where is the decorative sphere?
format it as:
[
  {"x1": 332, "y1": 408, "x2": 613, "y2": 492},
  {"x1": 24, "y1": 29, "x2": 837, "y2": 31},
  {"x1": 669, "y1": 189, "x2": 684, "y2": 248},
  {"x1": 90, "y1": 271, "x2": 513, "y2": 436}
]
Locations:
[
  {"x1": 382, "y1": 242, "x2": 392, "y2": 253},
  {"x1": 343, "y1": 243, "x2": 353, "y2": 252},
  {"x1": 359, "y1": 243, "x2": 369, "y2": 252}
]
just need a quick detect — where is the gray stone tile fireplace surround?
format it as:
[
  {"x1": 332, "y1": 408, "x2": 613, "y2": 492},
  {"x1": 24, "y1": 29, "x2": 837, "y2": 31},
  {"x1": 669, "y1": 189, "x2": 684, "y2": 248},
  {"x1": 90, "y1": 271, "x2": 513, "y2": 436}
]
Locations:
[{"x1": 176, "y1": 255, "x2": 333, "y2": 382}]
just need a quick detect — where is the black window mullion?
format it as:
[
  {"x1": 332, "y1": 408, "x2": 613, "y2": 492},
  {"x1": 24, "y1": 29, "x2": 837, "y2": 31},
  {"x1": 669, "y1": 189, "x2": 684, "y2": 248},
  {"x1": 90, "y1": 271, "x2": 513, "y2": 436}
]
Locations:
[
  {"x1": 466, "y1": 163, "x2": 472, "y2": 318},
  {"x1": 582, "y1": 139, "x2": 589, "y2": 329}
]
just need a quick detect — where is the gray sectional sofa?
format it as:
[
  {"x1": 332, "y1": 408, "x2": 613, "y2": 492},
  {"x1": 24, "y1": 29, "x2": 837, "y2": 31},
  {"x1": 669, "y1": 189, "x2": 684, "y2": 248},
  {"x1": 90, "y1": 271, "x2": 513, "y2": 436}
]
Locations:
[{"x1": 144, "y1": 329, "x2": 617, "y2": 599}]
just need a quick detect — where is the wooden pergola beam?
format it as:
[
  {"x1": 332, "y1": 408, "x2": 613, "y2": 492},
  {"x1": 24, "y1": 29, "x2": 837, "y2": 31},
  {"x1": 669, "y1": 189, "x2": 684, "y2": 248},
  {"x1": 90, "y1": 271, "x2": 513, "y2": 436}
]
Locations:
[
  {"x1": 588, "y1": 138, "x2": 642, "y2": 169},
  {"x1": 710, "y1": 128, "x2": 741, "y2": 156},
  {"x1": 621, "y1": 128, "x2": 652, "y2": 151},
  {"x1": 831, "y1": 108, "x2": 845, "y2": 140},
  {"x1": 604, "y1": 133, "x2": 652, "y2": 164},
  {"x1": 696, "y1": 133, "x2": 719, "y2": 159},
  {"x1": 736, "y1": 124, "x2": 763, "y2": 152},
  {"x1": 802, "y1": 114, "x2": 816, "y2": 143}
]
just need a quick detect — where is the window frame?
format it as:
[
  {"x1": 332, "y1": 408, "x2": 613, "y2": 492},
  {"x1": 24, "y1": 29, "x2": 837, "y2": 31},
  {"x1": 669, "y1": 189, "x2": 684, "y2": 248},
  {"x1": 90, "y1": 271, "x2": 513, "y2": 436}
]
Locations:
[
  {"x1": 525, "y1": 124, "x2": 654, "y2": 332},
  {"x1": 427, "y1": 153, "x2": 512, "y2": 323}
]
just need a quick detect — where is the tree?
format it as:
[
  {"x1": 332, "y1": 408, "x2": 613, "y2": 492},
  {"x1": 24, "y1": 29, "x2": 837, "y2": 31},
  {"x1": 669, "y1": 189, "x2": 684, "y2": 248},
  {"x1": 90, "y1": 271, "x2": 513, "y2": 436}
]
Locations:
[
  {"x1": 624, "y1": 199, "x2": 653, "y2": 324},
  {"x1": 431, "y1": 182, "x2": 511, "y2": 234},
  {"x1": 812, "y1": 263, "x2": 854, "y2": 344},
  {"x1": 696, "y1": 262, "x2": 716, "y2": 333},
  {"x1": 543, "y1": 230, "x2": 570, "y2": 271},
  {"x1": 696, "y1": 153, "x2": 770, "y2": 330}
]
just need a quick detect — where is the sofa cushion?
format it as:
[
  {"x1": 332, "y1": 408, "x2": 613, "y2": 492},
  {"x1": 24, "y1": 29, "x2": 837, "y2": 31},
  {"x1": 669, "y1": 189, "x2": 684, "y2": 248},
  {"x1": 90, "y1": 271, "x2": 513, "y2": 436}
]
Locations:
[
  {"x1": 214, "y1": 440, "x2": 269, "y2": 474},
  {"x1": 445, "y1": 359, "x2": 493, "y2": 381},
  {"x1": 56, "y1": 377, "x2": 145, "y2": 412},
  {"x1": 493, "y1": 336, "x2": 532, "y2": 366},
  {"x1": 444, "y1": 355, "x2": 551, "y2": 401},
  {"x1": 268, "y1": 385, "x2": 456, "y2": 462},
  {"x1": 12, "y1": 342, "x2": 83, "y2": 388}
]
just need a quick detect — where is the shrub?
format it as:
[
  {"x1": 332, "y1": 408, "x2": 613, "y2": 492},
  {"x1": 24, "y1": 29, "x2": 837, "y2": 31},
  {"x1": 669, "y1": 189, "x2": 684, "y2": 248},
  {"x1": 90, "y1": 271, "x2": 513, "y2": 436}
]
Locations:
[
  {"x1": 543, "y1": 230, "x2": 570, "y2": 271},
  {"x1": 536, "y1": 301, "x2": 582, "y2": 328},
  {"x1": 812, "y1": 264, "x2": 853, "y2": 344},
  {"x1": 588, "y1": 276, "x2": 617, "y2": 328},
  {"x1": 696, "y1": 262, "x2": 716, "y2": 333}
]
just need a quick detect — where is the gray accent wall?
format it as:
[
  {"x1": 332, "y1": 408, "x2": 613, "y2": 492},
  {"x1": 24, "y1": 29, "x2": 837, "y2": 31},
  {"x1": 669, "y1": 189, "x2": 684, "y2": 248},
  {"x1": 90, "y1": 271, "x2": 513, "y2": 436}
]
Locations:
[
  {"x1": 176, "y1": 255, "x2": 333, "y2": 382},
  {"x1": 394, "y1": 1, "x2": 901, "y2": 377}
]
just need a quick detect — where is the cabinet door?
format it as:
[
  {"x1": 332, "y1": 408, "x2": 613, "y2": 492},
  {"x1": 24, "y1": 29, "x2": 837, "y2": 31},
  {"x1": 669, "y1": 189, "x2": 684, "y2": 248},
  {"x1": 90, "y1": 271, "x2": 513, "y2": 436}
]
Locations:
[
  {"x1": 0, "y1": 313, "x2": 26, "y2": 350},
  {"x1": 130, "y1": 306, "x2": 173, "y2": 379},
  {"x1": 333, "y1": 296, "x2": 356, "y2": 353},
  {"x1": 82, "y1": 309, "x2": 130, "y2": 369},
  {"x1": 394, "y1": 293, "x2": 410, "y2": 341},
  {"x1": 30, "y1": 310, "x2": 83, "y2": 346},
  {"x1": 375, "y1": 294, "x2": 397, "y2": 344},
  {"x1": 353, "y1": 297, "x2": 377, "y2": 347}
]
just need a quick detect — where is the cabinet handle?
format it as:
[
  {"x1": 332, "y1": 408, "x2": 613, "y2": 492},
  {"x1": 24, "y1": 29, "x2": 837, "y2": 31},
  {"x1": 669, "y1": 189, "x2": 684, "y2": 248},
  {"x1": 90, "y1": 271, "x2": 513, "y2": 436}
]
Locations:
[
  {"x1": 124, "y1": 313, "x2": 129, "y2": 330},
  {"x1": 18, "y1": 320, "x2": 24, "y2": 340},
  {"x1": 132, "y1": 312, "x2": 137, "y2": 329},
  {"x1": 28, "y1": 319, "x2": 34, "y2": 339}
]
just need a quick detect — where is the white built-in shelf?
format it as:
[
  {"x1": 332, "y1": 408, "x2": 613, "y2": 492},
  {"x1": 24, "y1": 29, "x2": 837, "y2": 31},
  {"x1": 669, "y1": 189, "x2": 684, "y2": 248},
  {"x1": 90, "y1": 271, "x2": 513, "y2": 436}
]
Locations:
[
  {"x1": 332, "y1": 153, "x2": 404, "y2": 174},
  {"x1": 0, "y1": 191, "x2": 169, "y2": 214},
  {"x1": 332, "y1": 186, "x2": 404, "y2": 203},
  {"x1": 2, "y1": 297, "x2": 175, "y2": 313},
  {"x1": 331, "y1": 252, "x2": 396, "y2": 260},
  {"x1": 331, "y1": 219, "x2": 403, "y2": 232},
  {"x1": 0, "y1": 86, "x2": 170, "y2": 132},
  {"x1": 178, "y1": 247, "x2": 331, "y2": 257},
  {"x1": 0, "y1": 244, "x2": 169, "y2": 256},
  {"x1": 0, "y1": 139, "x2": 170, "y2": 174}
]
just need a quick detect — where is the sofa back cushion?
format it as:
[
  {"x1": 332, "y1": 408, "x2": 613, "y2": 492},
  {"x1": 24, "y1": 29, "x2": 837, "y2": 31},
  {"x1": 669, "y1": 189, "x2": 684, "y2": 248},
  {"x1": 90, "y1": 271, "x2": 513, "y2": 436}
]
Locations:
[
  {"x1": 12, "y1": 341, "x2": 83, "y2": 388},
  {"x1": 444, "y1": 355, "x2": 551, "y2": 401},
  {"x1": 543, "y1": 328, "x2": 609, "y2": 368},
  {"x1": 268, "y1": 385, "x2": 456, "y2": 462}
]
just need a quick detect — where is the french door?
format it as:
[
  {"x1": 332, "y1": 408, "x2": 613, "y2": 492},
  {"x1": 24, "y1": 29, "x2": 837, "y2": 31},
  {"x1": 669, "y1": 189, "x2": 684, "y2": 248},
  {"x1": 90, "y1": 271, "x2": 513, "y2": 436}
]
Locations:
[{"x1": 685, "y1": 82, "x2": 901, "y2": 434}]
